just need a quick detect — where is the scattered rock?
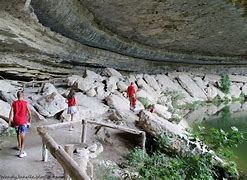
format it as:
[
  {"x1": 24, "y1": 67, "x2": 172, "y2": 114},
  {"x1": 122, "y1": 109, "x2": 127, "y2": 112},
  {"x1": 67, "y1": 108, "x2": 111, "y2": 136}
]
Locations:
[
  {"x1": 34, "y1": 92, "x2": 67, "y2": 117},
  {"x1": 136, "y1": 89, "x2": 156, "y2": 103},
  {"x1": 0, "y1": 80, "x2": 18, "y2": 92},
  {"x1": 86, "y1": 88, "x2": 97, "y2": 97},
  {"x1": 139, "y1": 110, "x2": 185, "y2": 137},
  {"x1": 106, "y1": 76, "x2": 118, "y2": 93},
  {"x1": 0, "y1": 118, "x2": 8, "y2": 135},
  {"x1": 0, "y1": 100, "x2": 11, "y2": 121},
  {"x1": 229, "y1": 84, "x2": 241, "y2": 98},
  {"x1": 41, "y1": 83, "x2": 58, "y2": 96},
  {"x1": 205, "y1": 85, "x2": 218, "y2": 100},
  {"x1": 143, "y1": 74, "x2": 161, "y2": 93},
  {"x1": 204, "y1": 74, "x2": 221, "y2": 84},
  {"x1": 229, "y1": 75, "x2": 247, "y2": 83},
  {"x1": 178, "y1": 74, "x2": 207, "y2": 100},
  {"x1": 229, "y1": 102, "x2": 242, "y2": 112},
  {"x1": 102, "y1": 68, "x2": 123, "y2": 78},
  {"x1": 116, "y1": 81, "x2": 128, "y2": 92},
  {"x1": 66, "y1": 75, "x2": 83, "y2": 86},
  {"x1": 241, "y1": 83, "x2": 247, "y2": 96},
  {"x1": 154, "y1": 104, "x2": 172, "y2": 119},
  {"x1": 106, "y1": 93, "x2": 129, "y2": 111}
]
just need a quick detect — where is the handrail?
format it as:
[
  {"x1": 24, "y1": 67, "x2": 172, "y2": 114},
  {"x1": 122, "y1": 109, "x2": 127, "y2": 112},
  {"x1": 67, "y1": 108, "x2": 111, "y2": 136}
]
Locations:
[
  {"x1": 37, "y1": 119, "x2": 146, "y2": 180},
  {"x1": 37, "y1": 126, "x2": 90, "y2": 180}
]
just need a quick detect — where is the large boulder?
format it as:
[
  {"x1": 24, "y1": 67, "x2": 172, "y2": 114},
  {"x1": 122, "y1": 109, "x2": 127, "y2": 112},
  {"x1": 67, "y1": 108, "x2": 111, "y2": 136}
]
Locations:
[
  {"x1": 139, "y1": 110, "x2": 185, "y2": 137},
  {"x1": 136, "y1": 89, "x2": 157, "y2": 103},
  {"x1": 66, "y1": 75, "x2": 83, "y2": 86},
  {"x1": 41, "y1": 83, "x2": 58, "y2": 95},
  {"x1": 229, "y1": 75, "x2": 247, "y2": 83},
  {"x1": 116, "y1": 81, "x2": 128, "y2": 92},
  {"x1": 0, "y1": 91, "x2": 15, "y2": 103},
  {"x1": 178, "y1": 74, "x2": 207, "y2": 100},
  {"x1": 137, "y1": 78, "x2": 159, "y2": 99},
  {"x1": 76, "y1": 70, "x2": 104, "y2": 92},
  {"x1": 0, "y1": 100, "x2": 11, "y2": 121},
  {"x1": 143, "y1": 74, "x2": 161, "y2": 93},
  {"x1": 241, "y1": 83, "x2": 247, "y2": 96},
  {"x1": 102, "y1": 68, "x2": 123, "y2": 78},
  {"x1": 229, "y1": 84, "x2": 241, "y2": 98},
  {"x1": 28, "y1": 104, "x2": 46, "y2": 121},
  {"x1": 95, "y1": 83, "x2": 107, "y2": 99},
  {"x1": 106, "y1": 93, "x2": 129, "y2": 111},
  {"x1": 0, "y1": 80, "x2": 18, "y2": 92},
  {"x1": 0, "y1": 118, "x2": 8, "y2": 135},
  {"x1": 154, "y1": 104, "x2": 172, "y2": 120},
  {"x1": 155, "y1": 74, "x2": 193, "y2": 102},
  {"x1": 204, "y1": 74, "x2": 221, "y2": 85},
  {"x1": 61, "y1": 93, "x2": 109, "y2": 121},
  {"x1": 106, "y1": 76, "x2": 118, "y2": 93},
  {"x1": 34, "y1": 92, "x2": 67, "y2": 117},
  {"x1": 205, "y1": 85, "x2": 218, "y2": 100}
]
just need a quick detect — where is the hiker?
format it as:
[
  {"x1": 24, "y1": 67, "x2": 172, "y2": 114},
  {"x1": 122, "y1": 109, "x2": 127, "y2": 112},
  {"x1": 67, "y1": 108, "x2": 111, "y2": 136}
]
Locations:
[
  {"x1": 127, "y1": 82, "x2": 136, "y2": 111},
  {"x1": 9, "y1": 91, "x2": 31, "y2": 158},
  {"x1": 67, "y1": 89, "x2": 77, "y2": 131}
]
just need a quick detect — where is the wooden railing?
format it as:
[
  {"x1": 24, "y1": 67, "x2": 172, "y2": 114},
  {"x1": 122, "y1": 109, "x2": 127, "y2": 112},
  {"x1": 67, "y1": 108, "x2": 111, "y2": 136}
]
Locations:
[{"x1": 37, "y1": 119, "x2": 146, "y2": 180}]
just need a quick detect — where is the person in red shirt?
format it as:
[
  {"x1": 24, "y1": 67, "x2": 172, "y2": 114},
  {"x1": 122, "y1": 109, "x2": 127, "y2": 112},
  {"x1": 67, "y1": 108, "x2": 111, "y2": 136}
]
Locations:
[
  {"x1": 67, "y1": 89, "x2": 77, "y2": 131},
  {"x1": 127, "y1": 82, "x2": 137, "y2": 111},
  {"x1": 9, "y1": 91, "x2": 31, "y2": 158}
]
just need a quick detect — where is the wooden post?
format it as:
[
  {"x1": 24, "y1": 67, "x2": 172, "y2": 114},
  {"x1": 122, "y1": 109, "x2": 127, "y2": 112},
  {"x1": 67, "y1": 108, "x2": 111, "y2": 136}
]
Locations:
[
  {"x1": 81, "y1": 120, "x2": 87, "y2": 144},
  {"x1": 42, "y1": 140, "x2": 48, "y2": 162},
  {"x1": 141, "y1": 132, "x2": 146, "y2": 152},
  {"x1": 64, "y1": 144, "x2": 74, "y2": 180}
]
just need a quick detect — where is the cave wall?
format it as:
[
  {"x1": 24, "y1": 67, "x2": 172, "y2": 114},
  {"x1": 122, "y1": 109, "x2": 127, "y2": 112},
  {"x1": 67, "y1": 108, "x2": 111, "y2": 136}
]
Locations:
[{"x1": 31, "y1": 0, "x2": 247, "y2": 64}]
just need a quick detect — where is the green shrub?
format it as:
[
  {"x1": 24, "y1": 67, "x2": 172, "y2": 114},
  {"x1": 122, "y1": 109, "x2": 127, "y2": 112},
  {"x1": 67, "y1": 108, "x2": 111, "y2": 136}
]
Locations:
[
  {"x1": 137, "y1": 97, "x2": 150, "y2": 109},
  {"x1": 220, "y1": 74, "x2": 231, "y2": 94}
]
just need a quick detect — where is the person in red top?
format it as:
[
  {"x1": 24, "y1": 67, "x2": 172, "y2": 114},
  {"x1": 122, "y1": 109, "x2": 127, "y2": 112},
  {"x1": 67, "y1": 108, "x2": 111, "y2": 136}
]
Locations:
[
  {"x1": 127, "y1": 82, "x2": 137, "y2": 111},
  {"x1": 9, "y1": 91, "x2": 31, "y2": 158},
  {"x1": 67, "y1": 89, "x2": 77, "y2": 131}
]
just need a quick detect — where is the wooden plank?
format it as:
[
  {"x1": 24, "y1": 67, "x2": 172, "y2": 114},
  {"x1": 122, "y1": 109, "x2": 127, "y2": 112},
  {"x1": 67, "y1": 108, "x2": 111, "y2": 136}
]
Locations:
[
  {"x1": 37, "y1": 127, "x2": 89, "y2": 180},
  {"x1": 84, "y1": 119, "x2": 143, "y2": 135},
  {"x1": 64, "y1": 144, "x2": 74, "y2": 180},
  {"x1": 42, "y1": 121, "x2": 81, "y2": 130}
]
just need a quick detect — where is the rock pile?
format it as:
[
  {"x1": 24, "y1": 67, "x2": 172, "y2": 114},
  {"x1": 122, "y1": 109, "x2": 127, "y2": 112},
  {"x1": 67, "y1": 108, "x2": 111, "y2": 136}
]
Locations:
[{"x1": 1, "y1": 68, "x2": 247, "y2": 136}]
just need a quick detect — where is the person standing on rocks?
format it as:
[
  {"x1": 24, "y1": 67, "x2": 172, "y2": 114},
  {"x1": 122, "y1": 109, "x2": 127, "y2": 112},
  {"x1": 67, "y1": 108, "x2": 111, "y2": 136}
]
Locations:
[
  {"x1": 127, "y1": 82, "x2": 136, "y2": 111},
  {"x1": 9, "y1": 91, "x2": 31, "y2": 158},
  {"x1": 67, "y1": 89, "x2": 77, "y2": 131}
]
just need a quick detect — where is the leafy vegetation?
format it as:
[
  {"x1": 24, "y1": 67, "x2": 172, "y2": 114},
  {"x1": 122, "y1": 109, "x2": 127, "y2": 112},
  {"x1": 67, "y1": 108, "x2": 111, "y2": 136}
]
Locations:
[
  {"x1": 192, "y1": 126, "x2": 244, "y2": 159},
  {"x1": 220, "y1": 74, "x2": 231, "y2": 94},
  {"x1": 128, "y1": 141, "x2": 215, "y2": 179},
  {"x1": 127, "y1": 126, "x2": 244, "y2": 179},
  {"x1": 137, "y1": 97, "x2": 150, "y2": 109}
]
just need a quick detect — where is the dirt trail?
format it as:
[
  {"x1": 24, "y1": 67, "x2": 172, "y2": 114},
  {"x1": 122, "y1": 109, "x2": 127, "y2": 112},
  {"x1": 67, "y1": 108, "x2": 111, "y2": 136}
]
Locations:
[{"x1": 0, "y1": 121, "x2": 82, "y2": 180}]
